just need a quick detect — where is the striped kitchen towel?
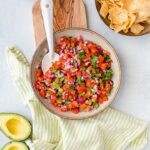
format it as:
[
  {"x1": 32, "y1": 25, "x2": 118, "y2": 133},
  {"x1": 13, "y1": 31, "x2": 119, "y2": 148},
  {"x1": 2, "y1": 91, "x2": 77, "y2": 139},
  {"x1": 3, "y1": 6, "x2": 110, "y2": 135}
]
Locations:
[{"x1": 5, "y1": 47, "x2": 148, "y2": 150}]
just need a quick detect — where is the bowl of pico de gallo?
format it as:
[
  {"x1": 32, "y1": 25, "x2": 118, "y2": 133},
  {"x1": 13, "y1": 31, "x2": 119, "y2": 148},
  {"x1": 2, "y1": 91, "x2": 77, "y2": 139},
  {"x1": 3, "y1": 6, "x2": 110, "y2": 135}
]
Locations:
[{"x1": 30, "y1": 28, "x2": 121, "y2": 119}]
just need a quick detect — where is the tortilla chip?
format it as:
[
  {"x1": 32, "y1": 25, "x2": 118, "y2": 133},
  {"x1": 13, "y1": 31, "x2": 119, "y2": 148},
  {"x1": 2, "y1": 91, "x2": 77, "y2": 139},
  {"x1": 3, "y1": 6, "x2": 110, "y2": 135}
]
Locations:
[
  {"x1": 100, "y1": 1, "x2": 109, "y2": 18},
  {"x1": 116, "y1": 1, "x2": 124, "y2": 7},
  {"x1": 146, "y1": 18, "x2": 150, "y2": 24},
  {"x1": 96, "y1": 0, "x2": 103, "y2": 4},
  {"x1": 123, "y1": 0, "x2": 140, "y2": 13},
  {"x1": 130, "y1": 24, "x2": 145, "y2": 34},
  {"x1": 122, "y1": 0, "x2": 150, "y2": 23},
  {"x1": 108, "y1": 5, "x2": 128, "y2": 25},
  {"x1": 110, "y1": 22, "x2": 128, "y2": 32},
  {"x1": 123, "y1": 14, "x2": 136, "y2": 33}
]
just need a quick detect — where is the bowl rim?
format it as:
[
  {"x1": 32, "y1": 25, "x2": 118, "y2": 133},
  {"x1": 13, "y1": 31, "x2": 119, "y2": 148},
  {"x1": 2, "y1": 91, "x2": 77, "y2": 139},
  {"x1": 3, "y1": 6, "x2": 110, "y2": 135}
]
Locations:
[
  {"x1": 95, "y1": 0, "x2": 150, "y2": 36},
  {"x1": 30, "y1": 27, "x2": 122, "y2": 120}
]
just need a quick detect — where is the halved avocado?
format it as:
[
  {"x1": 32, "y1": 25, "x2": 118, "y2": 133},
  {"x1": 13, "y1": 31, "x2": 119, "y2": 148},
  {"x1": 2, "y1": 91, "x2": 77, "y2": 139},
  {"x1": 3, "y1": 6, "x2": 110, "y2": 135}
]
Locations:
[
  {"x1": 1, "y1": 141, "x2": 29, "y2": 150},
  {"x1": 0, "y1": 113, "x2": 32, "y2": 141}
]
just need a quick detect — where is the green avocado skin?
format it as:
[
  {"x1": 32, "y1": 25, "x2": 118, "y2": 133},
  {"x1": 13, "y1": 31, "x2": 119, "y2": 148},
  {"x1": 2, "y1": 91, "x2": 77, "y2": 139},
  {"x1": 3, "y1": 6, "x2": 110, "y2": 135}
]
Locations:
[
  {"x1": 0, "y1": 113, "x2": 32, "y2": 141},
  {"x1": 1, "y1": 141, "x2": 29, "y2": 150}
]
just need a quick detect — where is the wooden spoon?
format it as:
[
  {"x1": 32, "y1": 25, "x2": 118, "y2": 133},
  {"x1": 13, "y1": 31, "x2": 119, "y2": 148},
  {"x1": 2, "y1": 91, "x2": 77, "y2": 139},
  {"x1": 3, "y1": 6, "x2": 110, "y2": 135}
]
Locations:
[{"x1": 95, "y1": 0, "x2": 150, "y2": 36}]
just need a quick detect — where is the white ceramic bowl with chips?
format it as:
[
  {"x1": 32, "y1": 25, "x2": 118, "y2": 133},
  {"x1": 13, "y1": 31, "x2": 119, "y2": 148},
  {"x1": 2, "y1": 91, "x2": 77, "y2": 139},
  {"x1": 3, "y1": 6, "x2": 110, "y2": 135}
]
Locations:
[{"x1": 30, "y1": 28, "x2": 121, "y2": 120}]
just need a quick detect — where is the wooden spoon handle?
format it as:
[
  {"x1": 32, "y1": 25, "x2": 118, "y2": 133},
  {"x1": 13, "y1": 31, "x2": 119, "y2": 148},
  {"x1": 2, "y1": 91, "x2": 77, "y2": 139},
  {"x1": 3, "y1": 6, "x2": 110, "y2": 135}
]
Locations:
[{"x1": 32, "y1": 0, "x2": 87, "y2": 47}]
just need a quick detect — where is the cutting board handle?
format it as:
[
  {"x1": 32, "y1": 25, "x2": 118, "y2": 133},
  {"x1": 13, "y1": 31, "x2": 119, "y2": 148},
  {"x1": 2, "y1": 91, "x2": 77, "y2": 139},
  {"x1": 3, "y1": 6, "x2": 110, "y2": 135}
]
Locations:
[{"x1": 32, "y1": 0, "x2": 87, "y2": 47}]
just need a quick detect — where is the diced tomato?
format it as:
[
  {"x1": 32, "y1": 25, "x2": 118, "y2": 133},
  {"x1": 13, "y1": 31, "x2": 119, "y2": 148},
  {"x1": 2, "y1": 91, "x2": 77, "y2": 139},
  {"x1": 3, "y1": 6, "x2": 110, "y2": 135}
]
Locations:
[
  {"x1": 36, "y1": 68, "x2": 43, "y2": 77},
  {"x1": 51, "y1": 95, "x2": 57, "y2": 100},
  {"x1": 63, "y1": 53, "x2": 69, "y2": 60},
  {"x1": 71, "y1": 40, "x2": 77, "y2": 47},
  {"x1": 76, "y1": 85, "x2": 86, "y2": 93},
  {"x1": 53, "y1": 61, "x2": 60, "y2": 69},
  {"x1": 87, "y1": 66, "x2": 92, "y2": 72},
  {"x1": 61, "y1": 106, "x2": 67, "y2": 112},
  {"x1": 86, "y1": 78, "x2": 91, "y2": 86},
  {"x1": 85, "y1": 105, "x2": 91, "y2": 111},
  {"x1": 37, "y1": 77, "x2": 43, "y2": 82},
  {"x1": 49, "y1": 90, "x2": 56, "y2": 97},
  {"x1": 98, "y1": 63, "x2": 109, "y2": 70},
  {"x1": 105, "y1": 83, "x2": 111, "y2": 92},
  {"x1": 82, "y1": 71, "x2": 88, "y2": 76},
  {"x1": 55, "y1": 78, "x2": 60, "y2": 84},
  {"x1": 83, "y1": 58, "x2": 90, "y2": 62},
  {"x1": 54, "y1": 102, "x2": 59, "y2": 107},
  {"x1": 80, "y1": 103, "x2": 90, "y2": 111},
  {"x1": 45, "y1": 78, "x2": 52, "y2": 84},
  {"x1": 85, "y1": 88, "x2": 91, "y2": 97},
  {"x1": 72, "y1": 101, "x2": 79, "y2": 108},
  {"x1": 87, "y1": 43, "x2": 94, "y2": 49},
  {"x1": 63, "y1": 84, "x2": 69, "y2": 91},
  {"x1": 39, "y1": 89, "x2": 46, "y2": 97},
  {"x1": 67, "y1": 77, "x2": 74, "y2": 83},
  {"x1": 77, "y1": 71, "x2": 81, "y2": 76},
  {"x1": 101, "y1": 90, "x2": 107, "y2": 96},
  {"x1": 67, "y1": 103, "x2": 73, "y2": 110},
  {"x1": 98, "y1": 97, "x2": 104, "y2": 104},
  {"x1": 86, "y1": 52, "x2": 92, "y2": 58},
  {"x1": 90, "y1": 47, "x2": 97, "y2": 54},
  {"x1": 80, "y1": 103, "x2": 87, "y2": 110},
  {"x1": 66, "y1": 39, "x2": 71, "y2": 44},
  {"x1": 51, "y1": 99, "x2": 56, "y2": 104},
  {"x1": 78, "y1": 41, "x2": 84, "y2": 48},
  {"x1": 103, "y1": 96, "x2": 108, "y2": 102},
  {"x1": 71, "y1": 108, "x2": 79, "y2": 114},
  {"x1": 35, "y1": 83, "x2": 42, "y2": 90},
  {"x1": 98, "y1": 55, "x2": 104, "y2": 63}
]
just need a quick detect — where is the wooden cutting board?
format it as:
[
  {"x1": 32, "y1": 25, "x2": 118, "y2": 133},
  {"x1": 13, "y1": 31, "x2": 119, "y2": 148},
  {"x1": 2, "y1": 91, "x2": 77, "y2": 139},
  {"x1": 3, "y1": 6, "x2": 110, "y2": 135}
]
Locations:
[{"x1": 32, "y1": 0, "x2": 87, "y2": 47}]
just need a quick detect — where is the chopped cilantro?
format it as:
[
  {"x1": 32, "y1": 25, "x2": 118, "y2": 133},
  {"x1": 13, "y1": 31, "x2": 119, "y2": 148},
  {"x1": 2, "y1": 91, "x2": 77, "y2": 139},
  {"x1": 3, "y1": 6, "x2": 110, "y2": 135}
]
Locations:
[
  {"x1": 60, "y1": 77, "x2": 65, "y2": 83},
  {"x1": 87, "y1": 100, "x2": 92, "y2": 105},
  {"x1": 91, "y1": 56, "x2": 98, "y2": 65},
  {"x1": 79, "y1": 93, "x2": 85, "y2": 97},
  {"x1": 76, "y1": 77, "x2": 81, "y2": 84},
  {"x1": 65, "y1": 100, "x2": 71, "y2": 104},
  {"x1": 105, "y1": 56, "x2": 111, "y2": 62},
  {"x1": 57, "y1": 99, "x2": 62, "y2": 104},
  {"x1": 106, "y1": 92, "x2": 110, "y2": 96},
  {"x1": 82, "y1": 66, "x2": 86, "y2": 71},
  {"x1": 69, "y1": 85, "x2": 75, "y2": 90},
  {"x1": 99, "y1": 79, "x2": 104, "y2": 89},
  {"x1": 77, "y1": 52, "x2": 85, "y2": 60},
  {"x1": 92, "y1": 74, "x2": 98, "y2": 79},
  {"x1": 51, "y1": 82, "x2": 62, "y2": 89},
  {"x1": 102, "y1": 69, "x2": 113, "y2": 80},
  {"x1": 58, "y1": 88, "x2": 63, "y2": 94},
  {"x1": 82, "y1": 109, "x2": 87, "y2": 112},
  {"x1": 52, "y1": 68, "x2": 57, "y2": 74},
  {"x1": 73, "y1": 59, "x2": 77, "y2": 64},
  {"x1": 93, "y1": 102, "x2": 99, "y2": 108},
  {"x1": 92, "y1": 68, "x2": 96, "y2": 74}
]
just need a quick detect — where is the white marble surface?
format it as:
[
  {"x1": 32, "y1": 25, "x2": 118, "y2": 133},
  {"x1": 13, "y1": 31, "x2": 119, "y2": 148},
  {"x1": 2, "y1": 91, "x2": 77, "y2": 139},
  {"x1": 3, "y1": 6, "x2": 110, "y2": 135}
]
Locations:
[{"x1": 0, "y1": 0, "x2": 150, "y2": 149}]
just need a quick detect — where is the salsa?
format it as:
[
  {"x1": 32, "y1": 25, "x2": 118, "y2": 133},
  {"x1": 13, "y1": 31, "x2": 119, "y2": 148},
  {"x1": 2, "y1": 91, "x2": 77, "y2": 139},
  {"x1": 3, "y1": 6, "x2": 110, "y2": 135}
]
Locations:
[{"x1": 35, "y1": 36, "x2": 113, "y2": 114}]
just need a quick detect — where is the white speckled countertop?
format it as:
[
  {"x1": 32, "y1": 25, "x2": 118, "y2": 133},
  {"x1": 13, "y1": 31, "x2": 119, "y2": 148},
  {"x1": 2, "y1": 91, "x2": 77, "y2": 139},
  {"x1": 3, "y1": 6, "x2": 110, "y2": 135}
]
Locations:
[{"x1": 0, "y1": 0, "x2": 149, "y2": 149}]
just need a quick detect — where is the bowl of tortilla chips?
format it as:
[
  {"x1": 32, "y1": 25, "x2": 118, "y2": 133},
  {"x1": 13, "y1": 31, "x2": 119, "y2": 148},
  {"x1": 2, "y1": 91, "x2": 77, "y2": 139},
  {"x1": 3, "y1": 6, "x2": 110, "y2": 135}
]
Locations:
[{"x1": 95, "y1": 0, "x2": 150, "y2": 36}]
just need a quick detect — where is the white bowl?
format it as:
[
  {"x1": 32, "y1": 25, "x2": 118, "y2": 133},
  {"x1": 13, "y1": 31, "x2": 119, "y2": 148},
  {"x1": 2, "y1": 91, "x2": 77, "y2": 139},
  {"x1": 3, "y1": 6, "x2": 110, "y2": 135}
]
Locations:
[{"x1": 30, "y1": 28, "x2": 121, "y2": 120}]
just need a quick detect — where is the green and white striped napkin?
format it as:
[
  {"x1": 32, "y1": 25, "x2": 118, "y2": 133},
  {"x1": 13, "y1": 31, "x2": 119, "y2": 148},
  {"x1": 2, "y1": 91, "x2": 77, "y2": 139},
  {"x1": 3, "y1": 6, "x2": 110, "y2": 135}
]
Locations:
[{"x1": 6, "y1": 47, "x2": 148, "y2": 150}]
